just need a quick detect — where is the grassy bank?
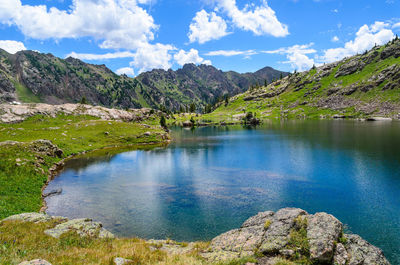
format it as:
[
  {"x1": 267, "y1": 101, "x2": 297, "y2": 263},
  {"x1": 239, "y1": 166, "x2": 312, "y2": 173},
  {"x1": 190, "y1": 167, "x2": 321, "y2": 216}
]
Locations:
[{"x1": 0, "y1": 114, "x2": 168, "y2": 219}]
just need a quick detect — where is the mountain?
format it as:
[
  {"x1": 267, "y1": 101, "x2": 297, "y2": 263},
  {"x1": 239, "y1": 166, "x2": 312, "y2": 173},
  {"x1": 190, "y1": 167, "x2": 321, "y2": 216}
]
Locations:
[
  {"x1": 0, "y1": 49, "x2": 287, "y2": 111},
  {"x1": 211, "y1": 37, "x2": 400, "y2": 120}
]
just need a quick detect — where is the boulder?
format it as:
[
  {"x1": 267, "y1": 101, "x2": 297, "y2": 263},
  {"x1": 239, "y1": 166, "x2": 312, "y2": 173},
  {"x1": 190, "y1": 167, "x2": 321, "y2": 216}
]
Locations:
[
  {"x1": 259, "y1": 208, "x2": 307, "y2": 253},
  {"x1": 345, "y1": 234, "x2": 390, "y2": 265},
  {"x1": 30, "y1": 140, "x2": 63, "y2": 158},
  {"x1": 307, "y1": 212, "x2": 342, "y2": 262},
  {"x1": 44, "y1": 218, "x2": 114, "y2": 239},
  {"x1": 43, "y1": 188, "x2": 62, "y2": 198},
  {"x1": 201, "y1": 208, "x2": 390, "y2": 265}
]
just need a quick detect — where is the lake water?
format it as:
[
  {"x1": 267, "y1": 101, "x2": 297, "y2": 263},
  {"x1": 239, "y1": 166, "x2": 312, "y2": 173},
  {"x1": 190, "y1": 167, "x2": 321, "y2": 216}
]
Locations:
[{"x1": 45, "y1": 120, "x2": 400, "y2": 264}]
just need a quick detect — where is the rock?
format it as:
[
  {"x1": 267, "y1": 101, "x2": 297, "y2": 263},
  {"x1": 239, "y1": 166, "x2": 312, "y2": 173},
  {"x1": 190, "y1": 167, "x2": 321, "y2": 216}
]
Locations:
[
  {"x1": 307, "y1": 212, "x2": 342, "y2": 262},
  {"x1": 201, "y1": 208, "x2": 390, "y2": 265},
  {"x1": 345, "y1": 234, "x2": 390, "y2": 265},
  {"x1": 182, "y1": 120, "x2": 193, "y2": 127},
  {"x1": 18, "y1": 259, "x2": 52, "y2": 265},
  {"x1": 144, "y1": 131, "x2": 151, "y2": 136},
  {"x1": 44, "y1": 218, "x2": 114, "y2": 239},
  {"x1": 380, "y1": 41, "x2": 400, "y2": 59},
  {"x1": 367, "y1": 117, "x2": 392, "y2": 121},
  {"x1": 259, "y1": 208, "x2": 307, "y2": 253},
  {"x1": 113, "y1": 257, "x2": 133, "y2": 265},
  {"x1": 31, "y1": 140, "x2": 63, "y2": 158},
  {"x1": 335, "y1": 58, "x2": 366, "y2": 77},
  {"x1": 334, "y1": 243, "x2": 349, "y2": 265},
  {"x1": 43, "y1": 188, "x2": 62, "y2": 198},
  {"x1": 2, "y1": 213, "x2": 54, "y2": 223}
]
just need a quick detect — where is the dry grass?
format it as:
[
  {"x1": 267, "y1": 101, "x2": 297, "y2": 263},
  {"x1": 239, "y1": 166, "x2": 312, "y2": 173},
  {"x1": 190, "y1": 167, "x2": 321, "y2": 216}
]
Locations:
[{"x1": 0, "y1": 220, "x2": 210, "y2": 265}]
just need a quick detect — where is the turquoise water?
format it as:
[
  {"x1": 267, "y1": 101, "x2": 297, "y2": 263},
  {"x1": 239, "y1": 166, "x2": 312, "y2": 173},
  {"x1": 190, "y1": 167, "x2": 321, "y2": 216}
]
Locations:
[{"x1": 45, "y1": 120, "x2": 400, "y2": 264}]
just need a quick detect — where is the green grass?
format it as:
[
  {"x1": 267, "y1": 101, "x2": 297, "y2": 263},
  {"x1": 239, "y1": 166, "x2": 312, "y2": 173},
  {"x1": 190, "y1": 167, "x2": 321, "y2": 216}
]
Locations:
[
  {"x1": 13, "y1": 80, "x2": 41, "y2": 103},
  {"x1": 0, "y1": 114, "x2": 168, "y2": 219}
]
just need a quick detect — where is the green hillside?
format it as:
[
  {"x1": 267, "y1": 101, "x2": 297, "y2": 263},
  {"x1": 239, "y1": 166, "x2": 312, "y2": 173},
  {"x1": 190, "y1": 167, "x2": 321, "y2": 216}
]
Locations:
[{"x1": 206, "y1": 38, "x2": 400, "y2": 122}]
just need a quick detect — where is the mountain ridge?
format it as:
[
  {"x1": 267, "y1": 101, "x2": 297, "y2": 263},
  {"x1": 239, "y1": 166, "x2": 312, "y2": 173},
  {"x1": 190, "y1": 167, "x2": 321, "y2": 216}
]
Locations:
[{"x1": 0, "y1": 49, "x2": 288, "y2": 111}]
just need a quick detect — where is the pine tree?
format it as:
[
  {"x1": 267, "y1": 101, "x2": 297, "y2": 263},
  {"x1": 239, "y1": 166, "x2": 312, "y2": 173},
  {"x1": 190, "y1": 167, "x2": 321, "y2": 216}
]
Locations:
[
  {"x1": 189, "y1": 103, "x2": 196, "y2": 113},
  {"x1": 80, "y1": 96, "x2": 87, "y2": 105},
  {"x1": 160, "y1": 115, "x2": 166, "y2": 128}
]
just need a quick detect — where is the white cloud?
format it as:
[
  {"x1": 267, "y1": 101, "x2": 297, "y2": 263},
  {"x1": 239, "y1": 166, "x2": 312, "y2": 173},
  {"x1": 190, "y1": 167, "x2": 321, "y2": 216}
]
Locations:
[
  {"x1": 0, "y1": 0, "x2": 157, "y2": 50},
  {"x1": 216, "y1": 0, "x2": 289, "y2": 37},
  {"x1": 116, "y1": 67, "x2": 135, "y2": 76},
  {"x1": 129, "y1": 43, "x2": 176, "y2": 73},
  {"x1": 393, "y1": 22, "x2": 400, "y2": 29},
  {"x1": 262, "y1": 43, "x2": 316, "y2": 71},
  {"x1": 0, "y1": 40, "x2": 26, "y2": 54},
  {"x1": 66, "y1": 51, "x2": 135, "y2": 60},
  {"x1": 174, "y1": 49, "x2": 211, "y2": 66},
  {"x1": 188, "y1": 10, "x2": 230, "y2": 44},
  {"x1": 331, "y1": 36, "x2": 339, "y2": 42},
  {"x1": 205, "y1": 49, "x2": 257, "y2": 57},
  {"x1": 322, "y1": 21, "x2": 395, "y2": 63}
]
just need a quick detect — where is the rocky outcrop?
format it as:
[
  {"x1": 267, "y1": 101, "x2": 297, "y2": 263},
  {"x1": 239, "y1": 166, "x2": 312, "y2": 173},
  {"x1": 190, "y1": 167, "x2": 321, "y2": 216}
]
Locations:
[
  {"x1": 201, "y1": 208, "x2": 390, "y2": 265},
  {"x1": 0, "y1": 103, "x2": 159, "y2": 123},
  {"x1": 2, "y1": 213, "x2": 114, "y2": 239}
]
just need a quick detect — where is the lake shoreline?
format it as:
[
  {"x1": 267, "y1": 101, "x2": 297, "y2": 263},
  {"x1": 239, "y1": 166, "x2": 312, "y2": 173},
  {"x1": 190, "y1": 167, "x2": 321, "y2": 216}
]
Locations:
[{"x1": 40, "y1": 141, "x2": 171, "y2": 213}]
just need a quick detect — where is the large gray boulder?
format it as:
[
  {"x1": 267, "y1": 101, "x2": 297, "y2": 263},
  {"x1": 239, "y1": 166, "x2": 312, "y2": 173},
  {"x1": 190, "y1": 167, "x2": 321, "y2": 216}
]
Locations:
[
  {"x1": 307, "y1": 212, "x2": 342, "y2": 262},
  {"x1": 201, "y1": 208, "x2": 391, "y2": 265},
  {"x1": 259, "y1": 208, "x2": 307, "y2": 253}
]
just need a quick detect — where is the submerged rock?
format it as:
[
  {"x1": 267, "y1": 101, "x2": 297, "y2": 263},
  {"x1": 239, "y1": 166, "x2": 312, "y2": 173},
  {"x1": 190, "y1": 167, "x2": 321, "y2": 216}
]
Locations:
[{"x1": 201, "y1": 208, "x2": 390, "y2": 264}]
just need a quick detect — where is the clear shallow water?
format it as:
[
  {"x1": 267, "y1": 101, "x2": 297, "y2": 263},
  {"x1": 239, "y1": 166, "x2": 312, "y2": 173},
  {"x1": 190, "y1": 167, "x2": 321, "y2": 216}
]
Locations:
[{"x1": 45, "y1": 120, "x2": 400, "y2": 264}]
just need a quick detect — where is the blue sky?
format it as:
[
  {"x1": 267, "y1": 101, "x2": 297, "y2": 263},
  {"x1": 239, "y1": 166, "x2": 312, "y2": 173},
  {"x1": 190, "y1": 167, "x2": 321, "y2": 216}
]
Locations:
[{"x1": 0, "y1": 0, "x2": 400, "y2": 76}]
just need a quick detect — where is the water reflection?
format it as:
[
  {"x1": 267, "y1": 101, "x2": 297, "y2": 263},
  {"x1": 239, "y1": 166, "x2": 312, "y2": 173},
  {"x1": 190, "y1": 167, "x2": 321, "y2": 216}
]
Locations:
[{"x1": 45, "y1": 120, "x2": 400, "y2": 263}]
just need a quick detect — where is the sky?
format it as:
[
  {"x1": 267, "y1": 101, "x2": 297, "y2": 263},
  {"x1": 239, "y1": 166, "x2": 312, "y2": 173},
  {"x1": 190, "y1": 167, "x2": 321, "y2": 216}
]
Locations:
[{"x1": 0, "y1": 0, "x2": 400, "y2": 76}]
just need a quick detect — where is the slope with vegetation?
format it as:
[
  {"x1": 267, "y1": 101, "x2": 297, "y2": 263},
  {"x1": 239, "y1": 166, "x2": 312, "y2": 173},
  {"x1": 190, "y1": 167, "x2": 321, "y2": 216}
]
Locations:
[
  {"x1": 196, "y1": 38, "x2": 400, "y2": 123},
  {"x1": 0, "y1": 49, "x2": 287, "y2": 111}
]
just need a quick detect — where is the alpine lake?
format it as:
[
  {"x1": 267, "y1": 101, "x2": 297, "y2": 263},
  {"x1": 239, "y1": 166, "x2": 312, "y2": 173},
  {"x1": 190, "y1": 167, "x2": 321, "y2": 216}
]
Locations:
[{"x1": 45, "y1": 120, "x2": 400, "y2": 264}]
